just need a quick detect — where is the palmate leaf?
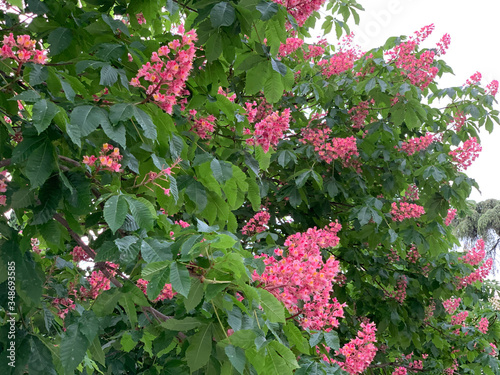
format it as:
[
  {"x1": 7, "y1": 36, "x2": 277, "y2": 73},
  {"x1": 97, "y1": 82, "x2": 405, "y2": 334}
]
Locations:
[
  {"x1": 133, "y1": 106, "x2": 157, "y2": 140},
  {"x1": 258, "y1": 289, "x2": 285, "y2": 323},
  {"x1": 185, "y1": 323, "x2": 213, "y2": 373},
  {"x1": 169, "y1": 262, "x2": 191, "y2": 297},
  {"x1": 69, "y1": 105, "x2": 111, "y2": 144},
  {"x1": 25, "y1": 141, "x2": 54, "y2": 189},
  {"x1": 210, "y1": 2, "x2": 235, "y2": 27},
  {"x1": 103, "y1": 195, "x2": 128, "y2": 233},
  {"x1": 32, "y1": 99, "x2": 59, "y2": 134},
  {"x1": 47, "y1": 27, "x2": 72, "y2": 55},
  {"x1": 60, "y1": 323, "x2": 89, "y2": 373},
  {"x1": 124, "y1": 196, "x2": 156, "y2": 231}
]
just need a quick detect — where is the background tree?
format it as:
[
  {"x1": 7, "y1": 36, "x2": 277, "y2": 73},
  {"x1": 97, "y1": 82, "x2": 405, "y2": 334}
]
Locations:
[
  {"x1": 452, "y1": 199, "x2": 500, "y2": 260},
  {"x1": 1, "y1": 0, "x2": 500, "y2": 374}
]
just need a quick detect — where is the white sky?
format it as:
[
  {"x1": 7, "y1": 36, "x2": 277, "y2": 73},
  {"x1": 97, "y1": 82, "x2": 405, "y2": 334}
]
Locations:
[{"x1": 316, "y1": 0, "x2": 500, "y2": 201}]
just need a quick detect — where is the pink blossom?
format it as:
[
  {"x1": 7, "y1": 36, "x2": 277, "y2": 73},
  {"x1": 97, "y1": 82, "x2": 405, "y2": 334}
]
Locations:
[
  {"x1": 459, "y1": 239, "x2": 485, "y2": 266},
  {"x1": 445, "y1": 208, "x2": 457, "y2": 226},
  {"x1": 477, "y1": 317, "x2": 488, "y2": 334},
  {"x1": 449, "y1": 137, "x2": 481, "y2": 171},
  {"x1": 242, "y1": 211, "x2": 271, "y2": 236},
  {"x1": 334, "y1": 322, "x2": 378, "y2": 374},
  {"x1": 443, "y1": 297, "x2": 461, "y2": 314},
  {"x1": 390, "y1": 202, "x2": 425, "y2": 222},
  {"x1": 137, "y1": 278, "x2": 176, "y2": 301},
  {"x1": 398, "y1": 133, "x2": 434, "y2": 156}
]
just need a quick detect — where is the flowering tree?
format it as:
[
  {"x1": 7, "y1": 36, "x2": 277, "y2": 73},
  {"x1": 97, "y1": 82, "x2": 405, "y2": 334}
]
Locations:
[{"x1": 1, "y1": 0, "x2": 500, "y2": 374}]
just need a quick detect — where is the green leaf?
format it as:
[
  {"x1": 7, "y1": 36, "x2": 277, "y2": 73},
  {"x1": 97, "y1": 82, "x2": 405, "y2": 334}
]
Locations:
[
  {"x1": 211, "y1": 2, "x2": 236, "y2": 28},
  {"x1": 141, "y1": 239, "x2": 172, "y2": 263},
  {"x1": 102, "y1": 121, "x2": 126, "y2": 148},
  {"x1": 264, "y1": 71, "x2": 284, "y2": 103},
  {"x1": 60, "y1": 323, "x2": 89, "y2": 373},
  {"x1": 11, "y1": 90, "x2": 41, "y2": 102},
  {"x1": 283, "y1": 323, "x2": 310, "y2": 354},
  {"x1": 256, "y1": 1, "x2": 278, "y2": 21},
  {"x1": 271, "y1": 58, "x2": 287, "y2": 77},
  {"x1": 161, "y1": 317, "x2": 203, "y2": 331},
  {"x1": 133, "y1": 106, "x2": 157, "y2": 140},
  {"x1": 30, "y1": 64, "x2": 48, "y2": 85},
  {"x1": 323, "y1": 331, "x2": 340, "y2": 351},
  {"x1": 28, "y1": 335, "x2": 55, "y2": 375},
  {"x1": 11, "y1": 188, "x2": 36, "y2": 208},
  {"x1": 100, "y1": 64, "x2": 118, "y2": 86},
  {"x1": 32, "y1": 176, "x2": 62, "y2": 225},
  {"x1": 147, "y1": 265, "x2": 171, "y2": 300},
  {"x1": 185, "y1": 324, "x2": 213, "y2": 373},
  {"x1": 124, "y1": 196, "x2": 156, "y2": 231},
  {"x1": 258, "y1": 289, "x2": 285, "y2": 323},
  {"x1": 70, "y1": 105, "x2": 110, "y2": 140},
  {"x1": 365, "y1": 77, "x2": 377, "y2": 93},
  {"x1": 186, "y1": 181, "x2": 208, "y2": 212},
  {"x1": 89, "y1": 336, "x2": 106, "y2": 366},
  {"x1": 32, "y1": 99, "x2": 59, "y2": 134},
  {"x1": 109, "y1": 103, "x2": 134, "y2": 125},
  {"x1": 95, "y1": 43, "x2": 126, "y2": 61},
  {"x1": 93, "y1": 288, "x2": 121, "y2": 316},
  {"x1": 225, "y1": 345, "x2": 246, "y2": 374},
  {"x1": 48, "y1": 27, "x2": 72, "y2": 55},
  {"x1": 115, "y1": 236, "x2": 141, "y2": 264},
  {"x1": 25, "y1": 141, "x2": 54, "y2": 189},
  {"x1": 103, "y1": 195, "x2": 128, "y2": 234},
  {"x1": 170, "y1": 262, "x2": 191, "y2": 297},
  {"x1": 184, "y1": 278, "x2": 204, "y2": 311}
]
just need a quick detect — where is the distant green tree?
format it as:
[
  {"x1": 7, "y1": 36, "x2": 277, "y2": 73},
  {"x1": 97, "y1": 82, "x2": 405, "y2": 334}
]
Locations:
[{"x1": 453, "y1": 199, "x2": 500, "y2": 257}]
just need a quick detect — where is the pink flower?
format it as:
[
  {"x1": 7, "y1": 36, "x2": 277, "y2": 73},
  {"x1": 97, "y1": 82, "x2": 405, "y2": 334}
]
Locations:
[
  {"x1": 477, "y1": 317, "x2": 488, "y2": 334},
  {"x1": 390, "y1": 202, "x2": 425, "y2": 222},
  {"x1": 242, "y1": 211, "x2": 271, "y2": 236}
]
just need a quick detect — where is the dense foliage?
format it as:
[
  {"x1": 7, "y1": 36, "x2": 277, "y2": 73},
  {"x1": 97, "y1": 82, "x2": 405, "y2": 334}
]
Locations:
[{"x1": 1, "y1": 0, "x2": 500, "y2": 374}]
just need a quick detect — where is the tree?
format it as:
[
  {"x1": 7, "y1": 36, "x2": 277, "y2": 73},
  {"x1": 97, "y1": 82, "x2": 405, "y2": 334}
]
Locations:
[
  {"x1": 0, "y1": 0, "x2": 500, "y2": 374},
  {"x1": 452, "y1": 199, "x2": 500, "y2": 260}
]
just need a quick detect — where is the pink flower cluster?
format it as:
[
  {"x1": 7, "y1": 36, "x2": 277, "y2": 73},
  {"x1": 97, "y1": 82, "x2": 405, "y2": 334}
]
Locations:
[
  {"x1": 465, "y1": 71, "x2": 482, "y2": 86},
  {"x1": 486, "y1": 80, "x2": 499, "y2": 96},
  {"x1": 243, "y1": 99, "x2": 273, "y2": 124},
  {"x1": 270, "y1": 0, "x2": 326, "y2": 26},
  {"x1": 385, "y1": 276, "x2": 407, "y2": 304},
  {"x1": 451, "y1": 111, "x2": 466, "y2": 133},
  {"x1": 301, "y1": 128, "x2": 358, "y2": 166},
  {"x1": 130, "y1": 26, "x2": 197, "y2": 114},
  {"x1": 80, "y1": 262, "x2": 118, "y2": 299},
  {"x1": 398, "y1": 133, "x2": 434, "y2": 156},
  {"x1": 71, "y1": 246, "x2": 92, "y2": 263},
  {"x1": 348, "y1": 100, "x2": 373, "y2": 129},
  {"x1": 449, "y1": 137, "x2": 481, "y2": 171},
  {"x1": 390, "y1": 202, "x2": 425, "y2": 222},
  {"x1": 188, "y1": 111, "x2": 216, "y2": 139},
  {"x1": 392, "y1": 367, "x2": 407, "y2": 375},
  {"x1": 318, "y1": 33, "x2": 362, "y2": 78},
  {"x1": 136, "y1": 13, "x2": 146, "y2": 25},
  {"x1": 459, "y1": 239, "x2": 485, "y2": 266},
  {"x1": 137, "y1": 158, "x2": 180, "y2": 197},
  {"x1": 52, "y1": 298, "x2": 76, "y2": 319},
  {"x1": 445, "y1": 208, "x2": 457, "y2": 226},
  {"x1": 334, "y1": 322, "x2": 378, "y2": 375},
  {"x1": 279, "y1": 38, "x2": 304, "y2": 57},
  {"x1": 136, "y1": 278, "x2": 176, "y2": 302},
  {"x1": 0, "y1": 170, "x2": 8, "y2": 206},
  {"x1": 303, "y1": 44, "x2": 325, "y2": 60},
  {"x1": 253, "y1": 222, "x2": 346, "y2": 331},
  {"x1": 83, "y1": 143, "x2": 123, "y2": 172},
  {"x1": 451, "y1": 310, "x2": 468, "y2": 326},
  {"x1": 0, "y1": 33, "x2": 47, "y2": 64},
  {"x1": 385, "y1": 25, "x2": 444, "y2": 89},
  {"x1": 403, "y1": 184, "x2": 420, "y2": 201},
  {"x1": 456, "y1": 258, "x2": 493, "y2": 290},
  {"x1": 406, "y1": 245, "x2": 420, "y2": 263},
  {"x1": 246, "y1": 109, "x2": 291, "y2": 153},
  {"x1": 175, "y1": 220, "x2": 190, "y2": 228},
  {"x1": 443, "y1": 297, "x2": 461, "y2": 314},
  {"x1": 477, "y1": 317, "x2": 488, "y2": 334},
  {"x1": 241, "y1": 210, "x2": 271, "y2": 236}
]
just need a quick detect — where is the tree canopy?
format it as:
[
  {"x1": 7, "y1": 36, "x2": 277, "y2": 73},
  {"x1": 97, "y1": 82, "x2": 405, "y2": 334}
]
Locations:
[{"x1": 1, "y1": 0, "x2": 500, "y2": 374}]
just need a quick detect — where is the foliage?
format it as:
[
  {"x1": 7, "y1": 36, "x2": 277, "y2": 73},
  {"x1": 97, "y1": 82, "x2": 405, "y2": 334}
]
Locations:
[
  {"x1": 452, "y1": 199, "x2": 500, "y2": 259},
  {"x1": 1, "y1": 0, "x2": 500, "y2": 374}
]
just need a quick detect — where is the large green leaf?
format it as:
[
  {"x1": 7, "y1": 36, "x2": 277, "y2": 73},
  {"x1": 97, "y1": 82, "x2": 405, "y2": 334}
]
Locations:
[
  {"x1": 102, "y1": 121, "x2": 126, "y2": 148},
  {"x1": 60, "y1": 323, "x2": 89, "y2": 373},
  {"x1": 258, "y1": 289, "x2": 285, "y2": 323},
  {"x1": 47, "y1": 27, "x2": 72, "y2": 55},
  {"x1": 69, "y1": 106, "x2": 110, "y2": 142},
  {"x1": 27, "y1": 335, "x2": 55, "y2": 375},
  {"x1": 25, "y1": 141, "x2": 54, "y2": 189},
  {"x1": 100, "y1": 64, "x2": 118, "y2": 86},
  {"x1": 264, "y1": 71, "x2": 284, "y2": 103},
  {"x1": 32, "y1": 99, "x2": 59, "y2": 134},
  {"x1": 161, "y1": 317, "x2": 203, "y2": 331},
  {"x1": 170, "y1": 262, "x2": 191, "y2": 297},
  {"x1": 109, "y1": 103, "x2": 134, "y2": 124},
  {"x1": 31, "y1": 176, "x2": 62, "y2": 225},
  {"x1": 185, "y1": 324, "x2": 213, "y2": 373},
  {"x1": 103, "y1": 195, "x2": 128, "y2": 233},
  {"x1": 141, "y1": 238, "x2": 173, "y2": 263},
  {"x1": 210, "y1": 2, "x2": 235, "y2": 27},
  {"x1": 133, "y1": 106, "x2": 157, "y2": 140},
  {"x1": 124, "y1": 196, "x2": 156, "y2": 231},
  {"x1": 186, "y1": 181, "x2": 207, "y2": 212}
]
